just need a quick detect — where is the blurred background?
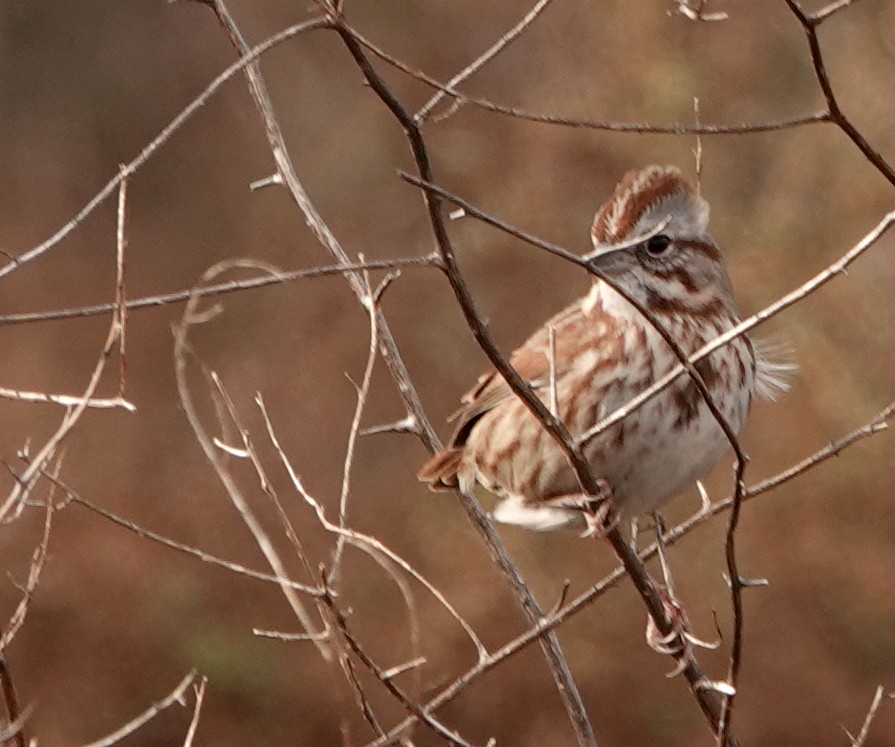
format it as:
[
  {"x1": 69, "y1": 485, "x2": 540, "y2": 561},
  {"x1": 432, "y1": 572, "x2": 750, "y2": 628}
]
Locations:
[{"x1": 1, "y1": 1, "x2": 894, "y2": 745}]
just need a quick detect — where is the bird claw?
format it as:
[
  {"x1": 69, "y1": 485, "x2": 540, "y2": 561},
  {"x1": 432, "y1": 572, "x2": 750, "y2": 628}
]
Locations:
[
  {"x1": 646, "y1": 588, "x2": 720, "y2": 677},
  {"x1": 576, "y1": 484, "x2": 618, "y2": 538},
  {"x1": 580, "y1": 501, "x2": 619, "y2": 538}
]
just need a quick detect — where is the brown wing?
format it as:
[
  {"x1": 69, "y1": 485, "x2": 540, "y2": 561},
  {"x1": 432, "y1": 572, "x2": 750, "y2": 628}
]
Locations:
[
  {"x1": 446, "y1": 299, "x2": 588, "y2": 446},
  {"x1": 418, "y1": 296, "x2": 599, "y2": 489}
]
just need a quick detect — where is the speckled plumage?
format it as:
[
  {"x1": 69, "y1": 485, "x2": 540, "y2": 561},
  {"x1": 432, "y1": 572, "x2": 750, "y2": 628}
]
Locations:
[{"x1": 419, "y1": 166, "x2": 786, "y2": 530}]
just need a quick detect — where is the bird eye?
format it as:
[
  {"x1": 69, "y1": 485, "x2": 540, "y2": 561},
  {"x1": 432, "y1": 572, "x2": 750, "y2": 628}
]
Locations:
[{"x1": 645, "y1": 234, "x2": 672, "y2": 255}]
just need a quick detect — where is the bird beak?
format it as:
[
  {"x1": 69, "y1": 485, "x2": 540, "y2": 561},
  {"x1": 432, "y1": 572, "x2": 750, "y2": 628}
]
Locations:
[{"x1": 583, "y1": 245, "x2": 631, "y2": 276}]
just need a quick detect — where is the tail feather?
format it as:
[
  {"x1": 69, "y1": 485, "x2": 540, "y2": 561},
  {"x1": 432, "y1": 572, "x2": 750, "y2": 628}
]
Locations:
[
  {"x1": 753, "y1": 336, "x2": 797, "y2": 401},
  {"x1": 417, "y1": 447, "x2": 464, "y2": 490}
]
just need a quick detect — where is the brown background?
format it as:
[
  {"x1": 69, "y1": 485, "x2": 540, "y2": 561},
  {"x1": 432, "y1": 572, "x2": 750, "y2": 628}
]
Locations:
[{"x1": 2, "y1": 1, "x2": 895, "y2": 745}]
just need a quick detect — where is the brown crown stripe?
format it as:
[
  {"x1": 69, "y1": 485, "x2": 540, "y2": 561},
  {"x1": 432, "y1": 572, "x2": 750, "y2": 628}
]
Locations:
[{"x1": 592, "y1": 167, "x2": 692, "y2": 244}]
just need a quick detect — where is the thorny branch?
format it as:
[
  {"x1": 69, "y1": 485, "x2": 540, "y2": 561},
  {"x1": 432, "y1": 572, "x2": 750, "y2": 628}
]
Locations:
[
  {"x1": 784, "y1": 0, "x2": 895, "y2": 187},
  {"x1": 332, "y1": 18, "x2": 601, "y2": 747},
  {"x1": 360, "y1": 398, "x2": 894, "y2": 746},
  {"x1": 323, "y1": 584, "x2": 480, "y2": 747}
]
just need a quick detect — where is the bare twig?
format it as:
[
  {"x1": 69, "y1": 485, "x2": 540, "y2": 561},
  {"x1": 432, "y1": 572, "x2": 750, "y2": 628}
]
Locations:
[
  {"x1": 674, "y1": 0, "x2": 729, "y2": 22},
  {"x1": 784, "y1": 0, "x2": 895, "y2": 187},
  {"x1": 333, "y1": 21, "x2": 601, "y2": 747},
  {"x1": 258, "y1": 398, "x2": 487, "y2": 660},
  {"x1": 173, "y1": 260, "x2": 332, "y2": 660},
  {"x1": 0, "y1": 17, "x2": 327, "y2": 281},
  {"x1": 847, "y1": 685, "x2": 887, "y2": 747},
  {"x1": 48, "y1": 476, "x2": 323, "y2": 595},
  {"x1": 0, "y1": 206, "x2": 134, "y2": 524},
  {"x1": 0, "y1": 658, "x2": 25, "y2": 747},
  {"x1": 323, "y1": 585, "x2": 479, "y2": 747},
  {"x1": 330, "y1": 260, "x2": 385, "y2": 581},
  {"x1": 0, "y1": 387, "x2": 135, "y2": 411},
  {"x1": 351, "y1": 27, "x2": 828, "y2": 136},
  {"x1": 0, "y1": 256, "x2": 438, "y2": 326},
  {"x1": 1, "y1": 486, "x2": 54, "y2": 651},
  {"x1": 182, "y1": 677, "x2": 207, "y2": 747},
  {"x1": 198, "y1": 0, "x2": 442, "y2": 456},
  {"x1": 78, "y1": 671, "x2": 196, "y2": 747},
  {"x1": 811, "y1": 0, "x2": 859, "y2": 23},
  {"x1": 114, "y1": 169, "x2": 129, "y2": 397},
  {"x1": 415, "y1": 0, "x2": 556, "y2": 122}
]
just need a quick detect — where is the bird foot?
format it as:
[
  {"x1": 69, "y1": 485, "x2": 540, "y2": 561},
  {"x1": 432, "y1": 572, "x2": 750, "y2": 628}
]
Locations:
[
  {"x1": 547, "y1": 481, "x2": 617, "y2": 538},
  {"x1": 646, "y1": 587, "x2": 719, "y2": 677}
]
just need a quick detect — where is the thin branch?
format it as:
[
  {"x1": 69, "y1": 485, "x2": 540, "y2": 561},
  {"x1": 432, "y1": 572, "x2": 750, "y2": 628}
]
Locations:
[
  {"x1": 0, "y1": 256, "x2": 438, "y2": 326},
  {"x1": 182, "y1": 676, "x2": 207, "y2": 747},
  {"x1": 330, "y1": 260, "x2": 385, "y2": 582},
  {"x1": 0, "y1": 234, "x2": 130, "y2": 524},
  {"x1": 350, "y1": 25, "x2": 829, "y2": 135},
  {"x1": 361, "y1": 398, "x2": 894, "y2": 746},
  {"x1": 322, "y1": 586, "x2": 479, "y2": 747},
  {"x1": 207, "y1": 369, "x2": 325, "y2": 624},
  {"x1": 173, "y1": 260, "x2": 332, "y2": 661},
  {"x1": 674, "y1": 0, "x2": 729, "y2": 22},
  {"x1": 848, "y1": 685, "x2": 887, "y2": 747},
  {"x1": 258, "y1": 398, "x2": 487, "y2": 660},
  {"x1": 0, "y1": 485, "x2": 54, "y2": 651},
  {"x1": 0, "y1": 387, "x2": 135, "y2": 411},
  {"x1": 341, "y1": 644, "x2": 387, "y2": 740},
  {"x1": 811, "y1": 0, "x2": 859, "y2": 24},
  {"x1": 415, "y1": 0, "x2": 556, "y2": 122},
  {"x1": 50, "y1": 476, "x2": 323, "y2": 595},
  {"x1": 333, "y1": 21, "x2": 601, "y2": 747},
  {"x1": 0, "y1": 17, "x2": 327, "y2": 281},
  {"x1": 78, "y1": 671, "x2": 196, "y2": 747},
  {"x1": 114, "y1": 169, "x2": 129, "y2": 397},
  {"x1": 784, "y1": 0, "x2": 895, "y2": 187},
  {"x1": 200, "y1": 0, "x2": 442, "y2": 455}
]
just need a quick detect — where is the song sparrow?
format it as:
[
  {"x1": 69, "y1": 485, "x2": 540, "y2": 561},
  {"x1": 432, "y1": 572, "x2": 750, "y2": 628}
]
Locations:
[{"x1": 418, "y1": 165, "x2": 787, "y2": 531}]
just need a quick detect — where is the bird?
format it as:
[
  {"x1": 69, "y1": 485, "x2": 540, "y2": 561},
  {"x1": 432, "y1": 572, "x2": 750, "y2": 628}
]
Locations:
[{"x1": 418, "y1": 165, "x2": 788, "y2": 532}]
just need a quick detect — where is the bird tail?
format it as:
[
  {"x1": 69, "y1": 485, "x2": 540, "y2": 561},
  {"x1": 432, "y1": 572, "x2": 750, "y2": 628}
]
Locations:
[
  {"x1": 417, "y1": 448, "x2": 463, "y2": 490},
  {"x1": 753, "y1": 335, "x2": 797, "y2": 401}
]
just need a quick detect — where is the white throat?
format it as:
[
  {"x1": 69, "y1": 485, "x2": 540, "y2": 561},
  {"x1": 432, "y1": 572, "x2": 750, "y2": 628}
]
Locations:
[{"x1": 581, "y1": 280, "x2": 637, "y2": 319}]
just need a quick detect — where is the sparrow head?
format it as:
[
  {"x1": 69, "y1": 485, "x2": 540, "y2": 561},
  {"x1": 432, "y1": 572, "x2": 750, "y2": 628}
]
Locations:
[{"x1": 586, "y1": 166, "x2": 736, "y2": 316}]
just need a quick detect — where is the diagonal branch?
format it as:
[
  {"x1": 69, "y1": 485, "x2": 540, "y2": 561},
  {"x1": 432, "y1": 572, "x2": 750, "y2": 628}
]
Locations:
[
  {"x1": 332, "y1": 18, "x2": 601, "y2": 747},
  {"x1": 360, "y1": 396, "x2": 894, "y2": 746},
  {"x1": 351, "y1": 26, "x2": 829, "y2": 136},
  {"x1": 0, "y1": 256, "x2": 438, "y2": 326},
  {"x1": 415, "y1": 0, "x2": 556, "y2": 122},
  {"x1": 784, "y1": 0, "x2": 895, "y2": 187}
]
